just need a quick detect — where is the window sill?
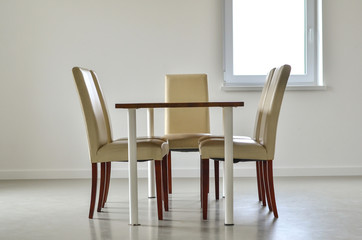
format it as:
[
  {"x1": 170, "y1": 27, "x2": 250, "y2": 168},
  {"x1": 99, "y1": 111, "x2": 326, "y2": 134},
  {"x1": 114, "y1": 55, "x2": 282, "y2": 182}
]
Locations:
[{"x1": 221, "y1": 83, "x2": 327, "y2": 92}]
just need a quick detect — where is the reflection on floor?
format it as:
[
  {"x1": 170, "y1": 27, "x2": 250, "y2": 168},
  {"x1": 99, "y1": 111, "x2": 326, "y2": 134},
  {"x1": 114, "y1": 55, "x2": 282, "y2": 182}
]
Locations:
[{"x1": 0, "y1": 176, "x2": 361, "y2": 240}]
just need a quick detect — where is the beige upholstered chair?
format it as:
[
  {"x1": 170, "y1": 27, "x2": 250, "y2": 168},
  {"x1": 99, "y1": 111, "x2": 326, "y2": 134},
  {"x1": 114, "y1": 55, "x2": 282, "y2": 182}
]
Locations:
[
  {"x1": 72, "y1": 67, "x2": 169, "y2": 220},
  {"x1": 198, "y1": 67, "x2": 276, "y2": 202},
  {"x1": 163, "y1": 74, "x2": 210, "y2": 193},
  {"x1": 199, "y1": 65, "x2": 291, "y2": 219}
]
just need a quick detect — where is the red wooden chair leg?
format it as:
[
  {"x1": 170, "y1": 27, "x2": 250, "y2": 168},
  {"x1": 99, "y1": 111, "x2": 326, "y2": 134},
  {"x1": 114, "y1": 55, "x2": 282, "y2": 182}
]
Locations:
[
  {"x1": 256, "y1": 162, "x2": 262, "y2": 201},
  {"x1": 260, "y1": 161, "x2": 266, "y2": 206},
  {"x1": 168, "y1": 151, "x2": 172, "y2": 194},
  {"x1": 97, "y1": 163, "x2": 106, "y2": 212},
  {"x1": 267, "y1": 161, "x2": 279, "y2": 218},
  {"x1": 200, "y1": 156, "x2": 203, "y2": 206},
  {"x1": 89, "y1": 163, "x2": 97, "y2": 219},
  {"x1": 214, "y1": 161, "x2": 219, "y2": 200},
  {"x1": 161, "y1": 155, "x2": 169, "y2": 211},
  {"x1": 206, "y1": 159, "x2": 209, "y2": 198},
  {"x1": 102, "y1": 162, "x2": 111, "y2": 208},
  {"x1": 202, "y1": 158, "x2": 209, "y2": 220},
  {"x1": 155, "y1": 160, "x2": 163, "y2": 220},
  {"x1": 262, "y1": 161, "x2": 273, "y2": 212}
]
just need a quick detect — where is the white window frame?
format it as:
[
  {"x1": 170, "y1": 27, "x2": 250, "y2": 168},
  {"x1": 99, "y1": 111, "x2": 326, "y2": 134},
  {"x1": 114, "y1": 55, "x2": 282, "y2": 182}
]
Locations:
[{"x1": 222, "y1": 0, "x2": 324, "y2": 91}]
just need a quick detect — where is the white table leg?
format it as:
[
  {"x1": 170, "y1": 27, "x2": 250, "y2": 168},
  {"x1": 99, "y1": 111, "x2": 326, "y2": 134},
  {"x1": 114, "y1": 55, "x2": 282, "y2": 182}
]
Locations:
[
  {"x1": 127, "y1": 109, "x2": 139, "y2": 225},
  {"x1": 147, "y1": 108, "x2": 156, "y2": 198},
  {"x1": 222, "y1": 161, "x2": 225, "y2": 198},
  {"x1": 223, "y1": 107, "x2": 234, "y2": 226}
]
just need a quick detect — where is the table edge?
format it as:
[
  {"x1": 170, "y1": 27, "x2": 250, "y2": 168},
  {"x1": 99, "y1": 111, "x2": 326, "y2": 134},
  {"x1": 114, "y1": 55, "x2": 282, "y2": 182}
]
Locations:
[{"x1": 115, "y1": 102, "x2": 244, "y2": 109}]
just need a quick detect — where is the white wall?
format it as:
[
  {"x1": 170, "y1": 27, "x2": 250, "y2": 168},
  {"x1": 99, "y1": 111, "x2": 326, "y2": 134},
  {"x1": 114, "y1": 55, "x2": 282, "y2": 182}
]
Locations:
[{"x1": 1, "y1": 0, "x2": 361, "y2": 179}]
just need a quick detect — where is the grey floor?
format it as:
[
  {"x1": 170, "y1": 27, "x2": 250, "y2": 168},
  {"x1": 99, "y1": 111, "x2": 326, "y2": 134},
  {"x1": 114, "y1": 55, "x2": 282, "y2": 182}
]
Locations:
[{"x1": 0, "y1": 176, "x2": 361, "y2": 240}]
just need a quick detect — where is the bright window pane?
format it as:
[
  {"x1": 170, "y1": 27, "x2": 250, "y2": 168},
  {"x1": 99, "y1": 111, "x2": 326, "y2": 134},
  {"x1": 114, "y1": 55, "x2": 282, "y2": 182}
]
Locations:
[{"x1": 233, "y1": 0, "x2": 305, "y2": 75}]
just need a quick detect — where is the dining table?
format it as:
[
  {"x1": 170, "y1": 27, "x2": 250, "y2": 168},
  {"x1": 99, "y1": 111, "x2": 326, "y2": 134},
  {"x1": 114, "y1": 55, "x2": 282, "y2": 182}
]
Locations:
[{"x1": 115, "y1": 101, "x2": 244, "y2": 226}]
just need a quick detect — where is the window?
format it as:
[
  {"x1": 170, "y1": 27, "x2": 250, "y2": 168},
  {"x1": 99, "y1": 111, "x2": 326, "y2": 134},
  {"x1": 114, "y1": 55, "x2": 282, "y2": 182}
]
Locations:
[{"x1": 223, "y1": 0, "x2": 323, "y2": 89}]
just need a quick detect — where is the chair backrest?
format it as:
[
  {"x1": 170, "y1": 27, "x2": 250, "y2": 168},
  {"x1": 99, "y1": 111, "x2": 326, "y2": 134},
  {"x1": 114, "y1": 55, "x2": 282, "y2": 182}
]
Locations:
[
  {"x1": 72, "y1": 67, "x2": 112, "y2": 160},
  {"x1": 90, "y1": 70, "x2": 113, "y2": 141},
  {"x1": 165, "y1": 74, "x2": 210, "y2": 134},
  {"x1": 253, "y1": 67, "x2": 276, "y2": 139},
  {"x1": 256, "y1": 65, "x2": 291, "y2": 159}
]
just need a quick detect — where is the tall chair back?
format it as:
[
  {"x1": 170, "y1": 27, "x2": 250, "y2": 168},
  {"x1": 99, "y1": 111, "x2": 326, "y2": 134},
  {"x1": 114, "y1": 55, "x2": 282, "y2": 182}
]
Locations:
[
  {"x1": 91, "y1": 70, "x2": 113, "y2": 141},
  {"x1": 165, "y1": 74, "x2": 210, "y2": 134},
  {"x1": 256, "y1": 64, "x2": 291, "y2": 159},
  {"x1": 253, "y1": 68, "x2": 276, "y2": 140},
  {"x1": 72, "y1": 67, "x2": 111, "y2": 162}
]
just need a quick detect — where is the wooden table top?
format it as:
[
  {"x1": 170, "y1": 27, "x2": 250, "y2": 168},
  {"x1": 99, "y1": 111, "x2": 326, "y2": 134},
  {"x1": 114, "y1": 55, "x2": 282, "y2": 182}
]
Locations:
[{"x1": 115, "y1": 102, "x2": 244, "y2": 109}]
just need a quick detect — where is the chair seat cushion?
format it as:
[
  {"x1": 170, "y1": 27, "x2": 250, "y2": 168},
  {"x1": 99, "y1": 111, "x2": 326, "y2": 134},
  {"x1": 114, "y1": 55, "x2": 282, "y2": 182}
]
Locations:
[
  {"x1": 199, "y1": 137, "x2": 268, "y2": 160},
  {"x1": 164, "y1": 133, "x2": 210, "y2": 150},
  {"x1": 198, "y1": 135, "x2": 252, "y2": 144},
  {"x1": 95, "y1": 138, "x2": 169, "y2": 163},
  {"x1": 115, "y1": 136, "x2": 168, "y2": 142}
]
